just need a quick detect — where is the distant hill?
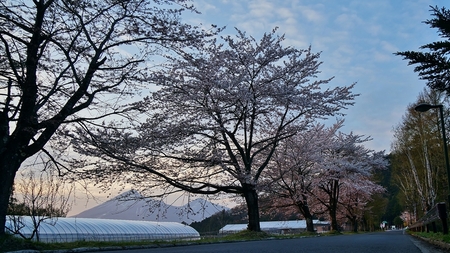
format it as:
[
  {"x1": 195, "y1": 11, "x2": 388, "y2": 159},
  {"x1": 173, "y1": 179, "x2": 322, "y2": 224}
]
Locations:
[
  {"x1": 72, "y1": 190, "x2": 229, "y2": 224},
  {"x1": 190, "y1": 204, "x2": 248, "y2": 234}
]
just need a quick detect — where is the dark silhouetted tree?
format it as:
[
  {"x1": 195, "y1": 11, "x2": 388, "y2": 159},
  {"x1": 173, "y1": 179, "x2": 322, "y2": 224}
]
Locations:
[
  {"x1": 396, "y1": 6, "x2": 450, "y2": 95},
  {"x1": 0, "y1": 0, "x2": 217, "y2": 235}
]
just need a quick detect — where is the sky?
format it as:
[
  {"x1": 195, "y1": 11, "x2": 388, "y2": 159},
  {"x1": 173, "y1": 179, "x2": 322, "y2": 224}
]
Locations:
[
  {"x1": 67, "y1": 0, "x2": 448, "y2": 216},
  {"x1": 182, "y1": 0, "x2": 448, "y2": 153}
]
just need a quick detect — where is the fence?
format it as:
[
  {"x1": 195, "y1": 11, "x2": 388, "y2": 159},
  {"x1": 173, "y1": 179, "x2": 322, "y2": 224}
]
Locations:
[{"x1": 409, "y1": 202, "x2": 448, "y2": 234}]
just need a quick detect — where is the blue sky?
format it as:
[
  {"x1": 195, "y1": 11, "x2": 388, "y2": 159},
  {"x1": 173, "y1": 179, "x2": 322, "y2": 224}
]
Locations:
[{"x1": 183, "y1": 0, "x2": 448, "y2": 152}]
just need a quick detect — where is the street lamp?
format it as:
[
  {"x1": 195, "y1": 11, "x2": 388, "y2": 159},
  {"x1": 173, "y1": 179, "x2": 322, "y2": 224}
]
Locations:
[{"x1": 414, "y1": 103, "x2": 450, "y2": 206}]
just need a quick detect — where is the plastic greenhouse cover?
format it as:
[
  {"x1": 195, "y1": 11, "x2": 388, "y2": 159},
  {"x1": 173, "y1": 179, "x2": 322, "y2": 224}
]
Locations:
[{"x1": 5, "y1": 216, "x2": 200, "y2": 243}]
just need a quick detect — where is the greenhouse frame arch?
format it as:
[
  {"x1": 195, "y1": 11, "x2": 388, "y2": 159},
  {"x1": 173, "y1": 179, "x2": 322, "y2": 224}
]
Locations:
[{"x1": 5, "y1": 216, "x2": 200, "y2": 243}]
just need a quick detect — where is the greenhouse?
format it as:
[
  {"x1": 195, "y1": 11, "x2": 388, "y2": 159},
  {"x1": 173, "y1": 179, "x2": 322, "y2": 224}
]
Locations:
[
  {"x1": 220, "y1": 220, "x2": 331, "y2": 234},
  {"x1": 5, "y1": 216, "x2": 200, "y2": 243}
]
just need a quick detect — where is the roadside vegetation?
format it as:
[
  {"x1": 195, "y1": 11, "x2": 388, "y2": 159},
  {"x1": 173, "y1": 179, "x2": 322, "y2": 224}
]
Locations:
[
  {"x1": 1, "y1": 233, "x2": 181, "y2": 252},
  {"x1": 0, "y1": 230, "x2": 333, "y2": 252},
  {"x1": 408, "y1": 231, "x2": 450, "y2": 244}
]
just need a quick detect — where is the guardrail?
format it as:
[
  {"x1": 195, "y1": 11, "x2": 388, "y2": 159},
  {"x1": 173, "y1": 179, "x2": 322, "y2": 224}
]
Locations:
[{"x1": 408, "y1": 202, "x2": 448, "y2": 234}]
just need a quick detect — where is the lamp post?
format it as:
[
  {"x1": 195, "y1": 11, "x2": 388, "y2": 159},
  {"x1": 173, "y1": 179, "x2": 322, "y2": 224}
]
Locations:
[{"x1": 414, "y1": 103, "x2": 450, "y2": 206}]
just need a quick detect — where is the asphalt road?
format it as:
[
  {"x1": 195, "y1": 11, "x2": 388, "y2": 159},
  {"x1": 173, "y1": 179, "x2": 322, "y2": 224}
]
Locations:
[{"x1": 87, "y1": 230, "x2": 447, "y2": 253}]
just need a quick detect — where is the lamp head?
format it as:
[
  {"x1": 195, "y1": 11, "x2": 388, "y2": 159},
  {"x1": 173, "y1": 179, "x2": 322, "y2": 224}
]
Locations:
[{"x1": 415, "y1": 103, "x2": 441, "y2": 112}]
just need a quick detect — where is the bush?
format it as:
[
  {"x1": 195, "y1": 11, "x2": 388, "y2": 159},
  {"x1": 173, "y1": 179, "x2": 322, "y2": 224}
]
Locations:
[{"x1": 0, "y1": 234, "x2": 41, "y2": 252}]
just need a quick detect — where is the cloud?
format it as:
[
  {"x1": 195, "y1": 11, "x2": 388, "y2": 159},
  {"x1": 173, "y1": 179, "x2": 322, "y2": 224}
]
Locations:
[
  {"x1": 290, "y1": 3, "x2": 325, "y2": 24},
  {"x1": 183, "y1": 0, "x2": 447, "y2": 154}
]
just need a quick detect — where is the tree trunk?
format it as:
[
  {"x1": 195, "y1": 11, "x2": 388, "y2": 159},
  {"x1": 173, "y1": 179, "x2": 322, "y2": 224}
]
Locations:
[
  {"x1": 329, "y1": 179, "x2": 340, "y2": 232},
  {"x1": 352, "y1": 216, "x2": 358, "y2": 233},
  {"x1": 0, "y1": 158, "x2": 21, "y2": 235},
  {"x1": 297, "y1": 202, "x2": 315, "y2": 232},
  {"x1": 242, "y1": 184, "x2": 261, "y2": 232},
  {"x1": 329, "y1": 207, "x2": 339, "y2": 232},
  {"x1": 305, "y1": 216, "x2": 314, "y2": 233}
]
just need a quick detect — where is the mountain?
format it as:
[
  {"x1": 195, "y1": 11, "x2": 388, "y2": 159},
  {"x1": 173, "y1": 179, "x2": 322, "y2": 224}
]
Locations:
[{"x1": 71, "y1": 190, "x2": 230, "y2": 224}]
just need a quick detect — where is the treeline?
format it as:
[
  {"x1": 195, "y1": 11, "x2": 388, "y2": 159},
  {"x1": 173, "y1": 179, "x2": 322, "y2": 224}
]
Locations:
[{"x1": 390, "y1": 89, "x2": 450, "y2": 224}]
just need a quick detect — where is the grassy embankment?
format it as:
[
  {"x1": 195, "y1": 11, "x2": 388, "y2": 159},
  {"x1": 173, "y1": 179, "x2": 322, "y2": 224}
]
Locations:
[
  {"x1": 0, "y1": 230, "x2": 323, "y2": 252},
  {"x1": 408, "y1": 230, "x2": 450, "y2": 249},
  {"x1": 411, "y1": 231, "x2": 450, "y2": 243}
]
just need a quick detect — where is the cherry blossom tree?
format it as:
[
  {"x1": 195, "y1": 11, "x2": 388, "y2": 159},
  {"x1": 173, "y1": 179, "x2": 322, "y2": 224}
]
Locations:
[
  {"x1": 313, "y1": 132, "x2": 387, "y2": 232},
  {"x1": 0, "y1": 0, "x2": 217, "y2": 235},
  {"x1": 72, "y1": 28, "x2": 357, "y2": 231},
  {"x1": 263, "y1": 121, "x2": 343, "y2": 232},
  {"x1": 339, "y1": 177, "x2": 385, "y2": 232},
  {"x1": 264, "y1": 120, "x2": 385, "y2": 232}
]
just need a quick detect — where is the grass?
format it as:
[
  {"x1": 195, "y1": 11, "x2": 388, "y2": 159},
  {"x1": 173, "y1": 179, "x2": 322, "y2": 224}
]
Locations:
[
  {"x1": 0, "y1": 231, "x2": 329, "y2": 252},
  {"x1": 0, "y1": 236, "x2": 215, "y2": 252},
  {"x1": 221, "y1": 230, "x2": 273, "y2": 240},
  {"x1": 406, "y1": 230, "x2": 450, "y2": 251},
  {"x1": 0, "y1": 235, "x2": 185, "y2": 253},
  {"x1": 4, "y1": 230, "x2": 430, "y2": 252},
  {"x1": 408, "y1": 230, "x2": 450, "y2": 244},
  {"x1": 0, "y1": 234, "x2": 45, "y2": 252}
]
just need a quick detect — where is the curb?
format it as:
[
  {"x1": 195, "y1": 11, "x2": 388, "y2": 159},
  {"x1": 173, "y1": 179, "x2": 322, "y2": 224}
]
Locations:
[{"x1": 410, "y1": 234, "x2": 450, "y2": 251}]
